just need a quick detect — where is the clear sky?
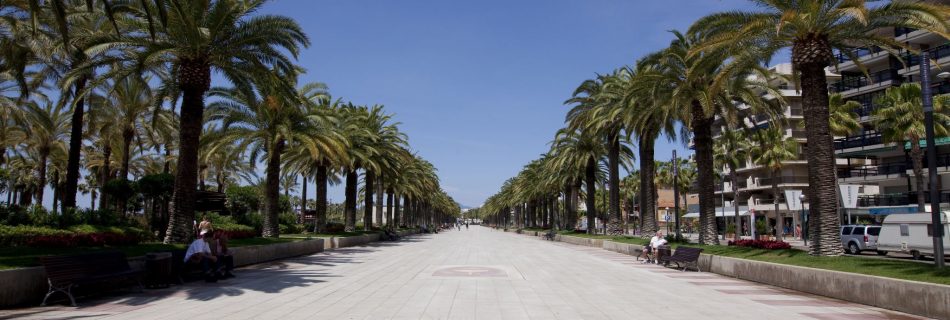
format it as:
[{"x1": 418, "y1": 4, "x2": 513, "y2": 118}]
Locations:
[{"x1": 252, "y1": 0, "x2": 761, "y2": 208}]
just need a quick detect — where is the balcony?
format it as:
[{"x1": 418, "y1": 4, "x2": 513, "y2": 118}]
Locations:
[
  {"x1": 858, "y1": 192, "x2": 950, "y2": 207},
  {"x1": 789, "y1": 107, "x2": 803, "y2": 117},
  {"x1": 902, "y1": 43, "x2": 950, "y2": 68},
  {"x1": 834, "y1": 132, "x2": 883, "y2": 150},
  {"x1": 790, "y1": 129, "x2": 808, "y2": 139},
  {"x1": 837, "y1": 162, "x2": 908, "y2": 178},
  {"x1": 835, "y1": 46, "x2": 883, "y2": 64},
  {"x1": 829, "y1": 70, "x2": 894, "y2": 93},
  {"x1": 895, "y1": 27, "x2": 917, "y2": 38},
  {"x1": 755, "y1": 176, "x2": 810, "y2": 187}
]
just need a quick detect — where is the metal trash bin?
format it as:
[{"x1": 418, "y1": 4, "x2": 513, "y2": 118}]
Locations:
[{"x1": 145, "y1": 252, "x2": 172, "y2": 288}]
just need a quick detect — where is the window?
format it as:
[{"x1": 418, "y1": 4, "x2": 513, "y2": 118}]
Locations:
[
  {"x1": 841, "y1": 226, "x2": 853, "y2": 235},
  {"x1": 851, "y1": 226, "x2": 865, "y2": 235},
  {"x1": 867, "y1": 227, "x2": 881, "y2": 236},
  {"x1": 900, "y1": 224, "x2": 909, "y2": 236}
]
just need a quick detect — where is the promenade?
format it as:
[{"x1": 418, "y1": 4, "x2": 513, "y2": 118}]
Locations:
[{"x1": 0, "y1": 226, "x2": 921, "y2": 319}]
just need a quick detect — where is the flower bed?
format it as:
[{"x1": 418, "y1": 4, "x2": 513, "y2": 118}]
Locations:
[
  {"x1": 0, "y1": 225, "x2": 148, "y2": 248},
  {"x1": 727, "y1": 239, "x2": 792, "y2": 250}
]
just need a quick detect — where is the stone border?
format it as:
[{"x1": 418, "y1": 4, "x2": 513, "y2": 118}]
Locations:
[{"x1": 556, "y1": 237, "x2": 949, "y2": 319}]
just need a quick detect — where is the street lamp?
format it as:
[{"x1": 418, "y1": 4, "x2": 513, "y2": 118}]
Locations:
[
  {"x1": 673, "y1": 150, "x2": 681, "y2": 240},
  {"x1": 921, "y1": 52, "x2": 946, "y2": 268},
  {"x1": 799, "y1": 194, "x2": 807, "y2": 247}
]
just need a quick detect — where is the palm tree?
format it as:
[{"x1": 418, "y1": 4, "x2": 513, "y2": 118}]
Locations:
[
  {"x1": 86, "y1": 0, "x2": 309, "y2": 243},
  {"x1": 551, "y1": 127, "x2": 606, "y2": 234},
  {"x1": 358, "y1": 105, "x2": 406, "y2": 230},
  {"x1": 18, "y1": 101, "x2": 70, "y2": 205},
  {"x1": 636, "y1": 30, "x2": 781, "y2": 244},
  {"x1": 207, "y1": 76, "x2": 322, "y2": 237},
  {"x1": 828, "y1": 93, "x2": 862, "y2": 137},
  {"x1": 751, "y1": 126, "x2": 798, "y2": 239},
  {"x1": 714, "y1": 128, "x2": 752, "y2": 235},
  {"x1": 694, "y1": 0, "x2": 950, "y2": 255},
  {"x1": 873, "y1": 83, "x2": 950, "y2": 213}
]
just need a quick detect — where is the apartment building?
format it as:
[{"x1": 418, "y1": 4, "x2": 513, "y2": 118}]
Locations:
[
  {"x1": 706, "y1": 63, "x2": 842, "y2": 232},
  {"x1": 832, "y1": 26, "x2": 950, "y2": 218}
]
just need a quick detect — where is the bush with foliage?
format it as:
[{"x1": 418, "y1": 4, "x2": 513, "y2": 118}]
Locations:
[
  {"x1": 202, "y1": 213, "x2": 257, "y2": 239},
  {"x1": 0, "y1": 224, "x2": 149, "y2": 247},
  {"x1": 727, "y1": 239, "x2": 792, "y2": 250}
]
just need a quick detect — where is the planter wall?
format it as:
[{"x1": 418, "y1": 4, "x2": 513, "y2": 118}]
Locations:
[
  {"x1": 554, "y1": 234, "x2": 603, "y2": 247},
  {"x1": 0, "y1": 238, "x2": 326, "y2": 308}
]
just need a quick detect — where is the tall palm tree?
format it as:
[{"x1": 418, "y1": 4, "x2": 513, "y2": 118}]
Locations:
[
  {"x1": 85, "y1": 0, "x2": 309, "y2": 243},
  {"x1": 551, "y1": 127, "x2": 606, "y2": 234},
  {"x1": 694, "y1": 0, "x2": 950, "y2": 255},
  {"x1": 714, "y1": 128, "x2": 752, "y2": 235},
  {"x1": 636, "y1": 29, "x2": 781, "y2": 244},
  {"x1": 873, "y1": 83, "x2": 950, "y2": 213},
  {"x1": 207, "y1": 76, "x2": 326, "y2": 237},
  {"x1": 358, "y1": 105, "x2": 406, "y2": 230},
  {"x1": 751, "y1": 126, "x2": 798, "y2": 239},
  {"x1": 18, "y1": 101, "x2": 70, "y2": 205},
  {"x1": 828, "y1": 93, "x2": 862, "y2": 137}
]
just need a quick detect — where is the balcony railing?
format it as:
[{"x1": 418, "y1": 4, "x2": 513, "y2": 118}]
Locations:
[
  {"x1": 790, "y1": 129, "x2": 808, "y2": 139},
  {"x1": 756, "y1": 176, "x2": 810, "y2": 186},
  {"x1": 837, "y1": 162, "x2": 908, "y2": 178},
  {"x1": 829, "y1": 70, "x2": 894, "y2": 93},
  {"x1": 835, "y1": 46, "x2": 883, "y2": 63},
  {"x1": 858, "y1": 191, "x2": 950, "y2": 207},
  {"x1": 903, "y1": 43, "x2": 950, "y2": 68},
  {"x1": 835, "y1": 132, "x2": 883, "y2": 150},
  {"x1": 895, "y1": 27, "x2": 917, "y2": 37},
  {"x1": 789, "y1": 108, "x2": 803, "y2": 116}
]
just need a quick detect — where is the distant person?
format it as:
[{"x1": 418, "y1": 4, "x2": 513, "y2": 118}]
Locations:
[
  {"x1": 457, "y1": 223, "x2": 461, "y2": 231},
  {"x1": 185, "y1": 230, "x2": 220, "y2": 282},
  {"x1": 198, "y1": 215, "x2": 213, "y2": 235},
  {"x1": 795, "y1": 224, "x2": 802, "y2": 240},
  {"x1": 465, "y1": 222, "x2": 469, "y2": 230}
]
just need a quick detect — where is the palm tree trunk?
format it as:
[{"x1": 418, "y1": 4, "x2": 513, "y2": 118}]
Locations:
[
  {"x1": 608, "y1": 132, "x2": 621, "y2": 224},
  {"x1": 375, "y1": 174, "x2": 384, "y2": 228},
  {"x1": 344, "y1": 168, "x2": 358, "y2": 232},
  {"x1": 692, "y1": 100, "x2": 719, "y2": 245},
  {"x1": 315, "y1": 163, "x2": 328, "y2": 233},
  {"x1": 795, "y1": 37, "x2": 843, "y2": 256},
  {"x1": 585, "y1": 155, "x2": 597, "y2": 234},
  {"x1": 300, "y1": 174, "x2": 308, "y2": 224},
  {"x1": 35, "y1": 150, "x2": 48, "y2": 205},
  {"x1": 363, "y1": 171, "x2": 374, "y2": 230},
  {"x1": 910, "y1": 143, "x2": 926, "y2": 212},
  {"x1": 394, "y1": 192, "x2": 402, "y2": 228},
  {"x1": 639, "y1": 133, "x2": 658, "y2": 233},
  {"x1": 773, "y1": 169, "x2": 783, "y2": 239},
  {"x1": 263, "y1": 140, "x2": 284, "y2": 238},
  {"x1": 61, "y1": 75, "x2": 87, "y2": 213},
  {"x1": 386, "y1": 188, "x2": 394, "y2": 228},
  {"x1": 99, "y1": 146, "x2": 112, "y2": 212},
  {"x1": 118, "y1": 129, "x2": 134, "y2": 215},
  {"x1": 166, "y1": 60, "x2": 210, "y2": 244},
  {"x1": 731, "y1": 168, "x2": 742, "y2": 237}
]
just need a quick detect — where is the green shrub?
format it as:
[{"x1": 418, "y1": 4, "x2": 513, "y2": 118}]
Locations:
[{"x1": 0, "y1": 224, "x2": 150, "y2": 247}]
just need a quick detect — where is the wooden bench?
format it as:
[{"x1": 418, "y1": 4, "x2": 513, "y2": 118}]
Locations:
[
  {"x1": 660, "y1": 247, "x2": 704, "y2": 272},
  {"x1": 39, "y1": 251, "x2": 143, "y2": 306}
]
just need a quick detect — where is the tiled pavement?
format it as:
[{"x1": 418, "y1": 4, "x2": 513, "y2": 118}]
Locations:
[{"x1": 0, "y1": 226, "x2": 926, "y2": 319}]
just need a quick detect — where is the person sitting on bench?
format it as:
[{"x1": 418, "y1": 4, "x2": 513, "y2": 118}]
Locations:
[
  {"x1": 641, "y1": 231, "x2": 666, "y2": 263},
  {"x1": 185, "y1": 230, "x2": 221, "y2": 282},
  {"x1": 210, "y1": 230, "x2": 235, "y2": 278}
]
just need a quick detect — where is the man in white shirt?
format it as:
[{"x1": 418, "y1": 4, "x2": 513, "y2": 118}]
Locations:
[
  {"x1": 184, "y1": 231, "x2": 220, "y2": 282},
  {"x1": 641, "y1": 231, "x2": 664, "y2": 263}
]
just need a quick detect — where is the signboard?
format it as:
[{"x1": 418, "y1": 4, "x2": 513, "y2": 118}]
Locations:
[
  {"x1": 840, "y1": 184, "x2": 861, "y2": 209},
  {"x1": 784, "y1": 189, "x2": 803, "y2": 211}
]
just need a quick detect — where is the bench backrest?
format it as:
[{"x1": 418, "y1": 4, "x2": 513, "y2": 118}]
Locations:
[
  {"x1": 672, "y1": 247, "x2": 703, "y2": 260},
  {"x1": 40, "y1": 251, "x2": 131, "y2": 286}
]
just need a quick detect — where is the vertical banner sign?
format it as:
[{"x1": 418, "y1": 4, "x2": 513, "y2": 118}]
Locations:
[
  {"x1": 840, "y1": 185, "x2": 860, "y2": 209},
  {"x1": 785, "y1": 189, "x2": 803, "y2": 211}
]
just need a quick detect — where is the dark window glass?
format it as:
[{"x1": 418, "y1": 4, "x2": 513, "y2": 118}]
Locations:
[
  {"x1": 841, "y1": 227, "x2": 853, "y2": 235},
  {"x1": 851, "y1": 226, "x2": 865, "y2": 235},
  {"x1": 867, "y1": 227, "x2": 881, "y2": 236},
  {"x1": 900, "y1": 224, "x2": 909, "y2": 236}
]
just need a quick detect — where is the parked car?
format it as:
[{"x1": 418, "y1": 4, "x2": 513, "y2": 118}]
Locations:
[
  {"x1": 839, "y1": 224, "x2": 885, "y2": 255},
  {"x1": 877, "y1": 212, "x2": 950, "y2": 260}
]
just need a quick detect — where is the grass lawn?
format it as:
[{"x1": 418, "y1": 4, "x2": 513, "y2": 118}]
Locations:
[
  {"x1": 284, "y1": 230, "x2": 380, "y2": 238},
  {"x1": 556, "y1": 234, "x2": 950, "y2": 285},
  {"x1": 0, "y1": 237, "x2": 303, "y2": 270}
]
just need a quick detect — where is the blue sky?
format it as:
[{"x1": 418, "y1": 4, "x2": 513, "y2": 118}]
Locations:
[{"x1": 253, "y1": 0, "x2": 761, "y2": 208}]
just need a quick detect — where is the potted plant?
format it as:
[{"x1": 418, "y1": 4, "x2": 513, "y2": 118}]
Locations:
[
  {"x1": 726, "y1": 223, "x2": 737, "y2": 240},
  {"x1": 755, "y1": 219, "x2": 769, "y2": 240}
]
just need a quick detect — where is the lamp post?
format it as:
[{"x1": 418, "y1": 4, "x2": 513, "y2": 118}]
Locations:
[
  {"x1": 673, "y1": 150, "x2": 681, "y2": 240},
  {"x1": 922, "y1": 52, "x2": 946, "y2": 268},
  {"x1": 799, "y1": 194, "x2": 807, "y2": 247}
]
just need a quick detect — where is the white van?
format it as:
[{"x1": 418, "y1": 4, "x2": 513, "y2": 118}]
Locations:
[{"x1": 876, "y1": 212, "x2": 950, "y2": 260}]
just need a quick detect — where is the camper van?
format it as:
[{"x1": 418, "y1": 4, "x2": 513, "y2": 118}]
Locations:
[{"x1": 876, "y1": 212, "x2": 950, "y2": 260}]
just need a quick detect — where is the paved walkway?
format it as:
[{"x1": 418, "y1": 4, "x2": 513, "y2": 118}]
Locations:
[{"x1": 0, "y1": 226, "x2": 923, "y2": 319}]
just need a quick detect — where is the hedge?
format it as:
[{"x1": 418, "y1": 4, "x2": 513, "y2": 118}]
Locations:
[
  {"x1": 0, "y1": 224, "x2": 149, "y2": 248},
  {"x1": 727, "y1": 239, "x2": 792, "y2": 250}
]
